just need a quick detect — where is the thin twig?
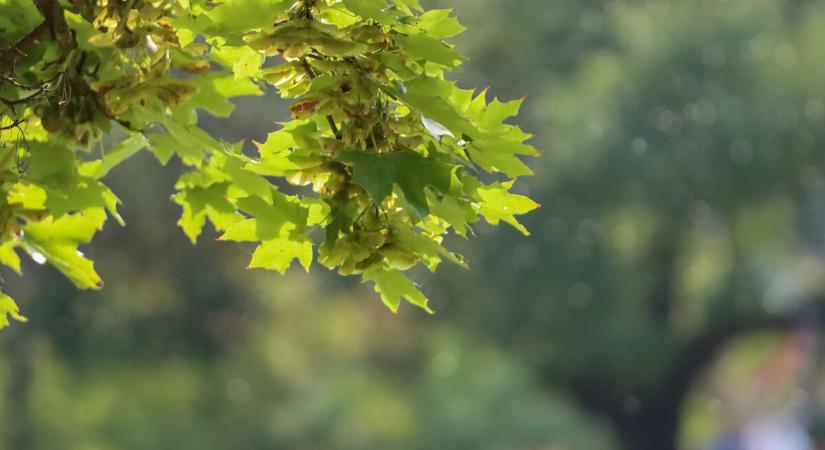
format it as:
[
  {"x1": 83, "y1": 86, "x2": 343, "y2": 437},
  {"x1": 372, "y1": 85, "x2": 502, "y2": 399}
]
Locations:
[
  {"x1": 302, "y1": 58, "x2": 342, "y2": 139},
  {"x1": 0, "y1": 89, "x2": 48, "y2": 107},
  {"x1": 0, "y1": 118, "x2": 25, "y2": 131}
]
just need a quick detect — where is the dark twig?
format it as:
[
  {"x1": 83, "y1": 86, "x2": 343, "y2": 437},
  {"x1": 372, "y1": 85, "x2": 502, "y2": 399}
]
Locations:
[
  {"x1": 0, "y1": 89, "x2": 48, "y2": 107},
  {"x1": 0, "y1": 118, "x2": 26, "y2": 131},
  {"x1": 302, "y1": 58, "x2": 342, "y2": 139},
  {"x1": 0, "y1": 0, "x2": 74, "y2": 72}
]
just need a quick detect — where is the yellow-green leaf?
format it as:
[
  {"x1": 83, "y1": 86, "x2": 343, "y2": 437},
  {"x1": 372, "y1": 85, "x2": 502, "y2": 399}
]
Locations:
[
  {"x1": 363, "y1": 267, "x2": 432, "y2": 314},
  {"x1": 248, "y1": 236, "x2": 313, "y2": 273},
  {"x1": 0, "y1": 292, "x2": 27, "y2": 329}
]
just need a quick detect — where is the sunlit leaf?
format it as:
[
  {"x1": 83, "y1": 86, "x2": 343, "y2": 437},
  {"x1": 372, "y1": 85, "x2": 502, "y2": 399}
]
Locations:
[
  {"x1": 0, "y1": 292, "x2": 27, "y2": 329},
  {"x1": 363, "y1": 266, "x2": 432, "y2": 313}
]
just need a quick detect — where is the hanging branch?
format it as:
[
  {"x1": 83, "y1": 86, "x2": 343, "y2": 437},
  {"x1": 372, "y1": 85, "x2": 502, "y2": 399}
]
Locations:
[{"x1": 0, "y1": 0, "x2": 540, "y2": 321}]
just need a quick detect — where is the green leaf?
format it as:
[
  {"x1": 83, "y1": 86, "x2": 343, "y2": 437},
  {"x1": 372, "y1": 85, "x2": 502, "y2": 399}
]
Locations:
[
  {"x1": 363, "y1": 266, "x2": 432, "y2": 313},
  {"x1": 235, "y1": 193, "x2": 307, "y2": 240},
  {"x1": 479, "y1": 98, "x2": 523, "y2": 131},
  {"x1": 26, "y1": 241, "x2": 103, "y2": 289},
  {"x1": 472, "y1": 182, "x2": 540, "y2": 236},
  {"x1": 206, "y1": 0, "x2": 292, "y2": 33},
  {"x1": 147, "y1": 133, "x2": 177, "y2": 165},
  {"x1": 222, "y1": 156, "x2": 274, "y2": 203},
  {"x1": 390, "y1": 0, "x2": 416, "y2": 15},
  {"x1": 417, "y1": 9, "x2": 465, "y2": 39},
  {"x1": 22, "y1": 212, "x2": 107, "y2": 289},
  {"x1": 79, "y1": 134, "x2": 148, "y2": 179},
  {"x1": 393, "y1": 221, "x2": 468, "y2": 269},
  {"x1": 428, "y1": 193, "x2": 476, "y2": 237},
  {"x1": 338, "y1": 150, "x2": 452, "y2": 216},
  {"x1": 137, "y1": 109, "x2": 223, "y2": 165},
  {"x1": 0, "y1": 240, "x2": 21, "y2": 274},
  {"x1": 7, "y1": 183, "x2": 48, "y2": 210},
  {"x1": 174, "y1": 183, "x2": 237, "y2": 243},
  {"x1": 343, "y1": 0, "x2": 400, "y2": 25},
  {"x1": 176, "y1": 195, "x2": 208, "y2": 244},
  {"x1": 0, "y1": 292, "x2": 27, "y2": 330},
  {"x1": 188, "y1": 73, "x2": 262, "y2": 117},
  {"x1": 396, "y1": 33, "x2": 463, "y2": 67},
  {"x1": 24, "y1": 210, "x2": 106, "y2": 244},
  {"x1": 249, "y1": 127, "x2": 325, "y2": 176},
  {"x1": 469, "y1": 138, "x2": 534, "y2": 177},
  {"x1": 391, "y1": 77, "x2": 480, "y2": 140},
  {"x1": 44, "y1": 179, "x2": 124, "y2": 225},
  {"x1": 211, "y1": 45, "x2": 264, "y2": 79},
  {"x1": 248, "y1": 235, "x2": 313, "y2": 274},
  {"x1": 24, "y1": 142, "x2": 75, "y2": 184},
  {"x1": 217, "y1": 218, "x2": 258, "y2": 242}
]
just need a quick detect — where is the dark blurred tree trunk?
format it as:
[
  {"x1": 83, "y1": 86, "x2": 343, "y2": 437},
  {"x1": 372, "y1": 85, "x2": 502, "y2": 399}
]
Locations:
[
  {"x1": 6, "y1": 326, "x2": 35, "y2": 450},
  {"x1": 567, "y1": 302, "x2": 825, "y2": 450},
  {"x1": 613, "y1": 403, "x2": 681, "y2": 450},
  {"x1": 571, "y1": 382, "x2": 685, "y2": 450},
  {"x1": 606, "y1": 362, "x2": 700, "y2": 450}
]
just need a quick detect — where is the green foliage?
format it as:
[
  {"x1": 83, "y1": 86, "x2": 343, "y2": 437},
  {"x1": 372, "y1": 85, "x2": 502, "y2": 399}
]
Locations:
[
  {"x1": 338, "y1": 149, "x2": 451, "y2": 217},
  {"x1": 0, "y1": 0, "x2": 538, "y2": 324}
]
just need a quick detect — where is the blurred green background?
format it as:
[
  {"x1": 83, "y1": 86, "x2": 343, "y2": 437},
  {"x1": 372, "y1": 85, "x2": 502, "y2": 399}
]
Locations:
[{"x1": 4, "y1": 0, "x2": 825, "y2": 449}]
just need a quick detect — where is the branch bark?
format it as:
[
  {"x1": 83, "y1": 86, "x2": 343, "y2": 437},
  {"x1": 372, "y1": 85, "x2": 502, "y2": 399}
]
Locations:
[
  {"x1": 0, "y1": 22, "x2": 51, "y2": 72},
  {"x1": 0, "y1": 0, "x2": 72, "y2": 74}
]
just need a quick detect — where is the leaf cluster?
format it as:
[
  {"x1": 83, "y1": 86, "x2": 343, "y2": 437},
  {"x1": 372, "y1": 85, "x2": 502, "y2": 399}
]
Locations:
[{"x1": 0, "y1": 0, "x2": 539, "y2": 323}]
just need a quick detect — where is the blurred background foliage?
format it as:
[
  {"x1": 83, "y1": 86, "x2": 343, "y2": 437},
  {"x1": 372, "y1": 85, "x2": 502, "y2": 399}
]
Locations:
[{"x1": 3, "y1": 0, "x2": 825, "y2": 449}]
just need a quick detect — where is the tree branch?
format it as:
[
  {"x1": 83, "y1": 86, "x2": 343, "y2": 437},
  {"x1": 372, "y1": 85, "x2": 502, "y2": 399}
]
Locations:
[
  {"x1": 0, "y1": 0, "x2": 73, "y2": 73},
  {"x1": 0, "y1": 117, "x2": 26, "y2": 131},
  {"x1": 0, "y1": 22, "x2": 51, "y2": 72}
]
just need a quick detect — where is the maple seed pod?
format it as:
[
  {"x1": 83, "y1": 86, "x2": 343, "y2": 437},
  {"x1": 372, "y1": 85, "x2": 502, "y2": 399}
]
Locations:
[
  {"x1": 356, "y1": 253, "x2": 383, "y2": 271},
  {"x1": 379, "y1": 244, "x2": 418, "y2": 270},
  {"x1": 115, "y1": 31, "x2": 143, "y2": 49},
  {"x1": 357, "y1": 231, "x2": 387, "y2": 250}
]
